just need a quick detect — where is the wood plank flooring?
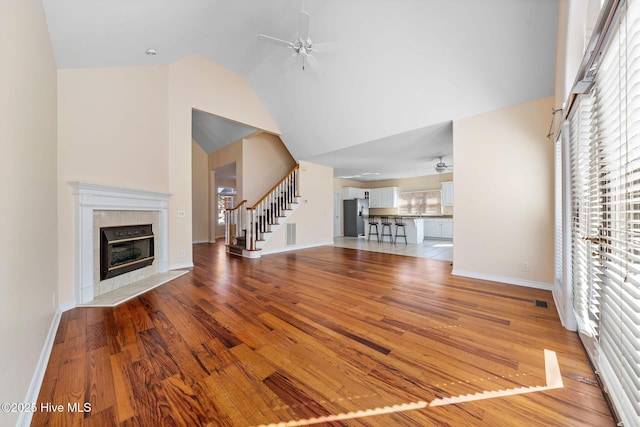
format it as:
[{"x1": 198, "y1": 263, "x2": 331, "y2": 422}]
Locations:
[{"x1": 33, "y1": 241, "x2": 614, "y2": 426}]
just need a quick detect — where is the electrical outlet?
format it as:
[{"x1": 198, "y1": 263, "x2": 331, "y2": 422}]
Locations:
[
  {"x1": 521, "y1": 262, "x2": 530, "y2": 272},
  {"x1": 180, "y1": 250, "x2": 186, "y2": 257},
  {"x1": 177, "y1": 210, "x2": 186, "y2": 218}
]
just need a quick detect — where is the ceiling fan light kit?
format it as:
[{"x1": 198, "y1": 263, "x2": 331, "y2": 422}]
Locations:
[
  {"x1": 257, "y1": 6, "x2": 333, "y2": 72},
  {"x1": 434, "y1": 157, "x2": 453, "y2": 174}
]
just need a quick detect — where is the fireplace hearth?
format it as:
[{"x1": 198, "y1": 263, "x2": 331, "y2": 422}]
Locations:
[{"x1": 100, "y1": 224, "x2": 154, "y2": 280}]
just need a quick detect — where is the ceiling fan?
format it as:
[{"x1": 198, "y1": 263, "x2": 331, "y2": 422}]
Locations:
[
  {"x1": 256, "y1": 4, "x2": 335, "y2": 72},
  {"x1": 434, "y1": 157, "x2": 453, "y2": 174}
]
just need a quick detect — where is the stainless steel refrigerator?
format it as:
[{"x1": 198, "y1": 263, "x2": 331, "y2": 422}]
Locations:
[{"x1": 343, "y1": 198, "x2": 369, "y2": 237}]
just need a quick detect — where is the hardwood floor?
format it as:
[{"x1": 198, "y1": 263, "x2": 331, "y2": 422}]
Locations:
[{"x1": 33, "y1": 241, "x2": 614, "y2": 426}]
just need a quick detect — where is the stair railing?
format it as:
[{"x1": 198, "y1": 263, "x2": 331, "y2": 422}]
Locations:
[
  {"x1": 224, "y1": 200, "x2": 247, "y2": 246},
  {"x1": 245, "y1": 164, "x2": 300, "y2": 250}
]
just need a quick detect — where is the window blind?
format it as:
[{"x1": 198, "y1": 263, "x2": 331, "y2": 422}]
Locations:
[
  {"x1": 568, "y1": 1, "x2": 640, "y2": 424},
  {"x1": 398, "y1": 190, "x2": 441, "y2": 215},
  {"x1": 554, "y1": 133, "x2": 563, "y2": 287},
  {"x1": 569, "y1": 93, "x2": 599, "y2": 338}
]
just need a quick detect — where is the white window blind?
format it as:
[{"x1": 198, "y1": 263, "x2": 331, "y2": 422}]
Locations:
[
  {"x1": 569, "y1": 94, "x2": 599, "y2": 338},
  {"x1": 555, "y1": 133, "x2": 563, "y2": 287},
  {"x1": 398, "y1": 190, "x2": 441, "y2": 215},
  {"x1": 568, "y1": 1, "x2": 640, "y2": 424}
]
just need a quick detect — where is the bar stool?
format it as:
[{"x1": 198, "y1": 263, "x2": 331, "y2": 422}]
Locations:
[
  {"x1": 380, "y1": 216, "x2": 393, "y2": 243},
  {"x1": 394, "y1": 216, "x2": 407, "y2": 244},
  {"x1": 367, "y1": 216, "x2": 380, "y2": 242}
]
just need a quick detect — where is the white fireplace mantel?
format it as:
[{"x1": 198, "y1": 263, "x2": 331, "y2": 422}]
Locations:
[{"x1": 69, "y1": 182, "x2": 171, "y2": 304}]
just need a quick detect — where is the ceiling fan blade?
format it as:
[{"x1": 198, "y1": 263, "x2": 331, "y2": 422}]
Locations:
[
  {"x1": 257, "y1": 34, "x2": 294, "y2": 48},
  {"x1": 304, "y1": 54, "x2": 323, "y2": 75},
  {"x1": 298, "y1": 11, "x2": 310, "y2": 41},
  {"x1": 312, "y1": 41, "x2": 341, "y2": 52}
]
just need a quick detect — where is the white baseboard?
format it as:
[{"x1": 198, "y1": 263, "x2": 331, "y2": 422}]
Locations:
[
  {"x1": 17, "y1": 302, "x2": 73, "y2": 427},
  {"x1": 261, "y1": 241, "x2": 335, "y2": 256},
  {"x1": 192, "y1": 240, "x2": 209, "y2": 244},
  {"x1": 169, "y1": 262, "x2": 194, "y2": 270},
  {"x1": 551, "y1": 287, "x2": 577, "y2": 331},
  {"x1": 451, "y1": 269, "x2": 553, "y2": 291}
]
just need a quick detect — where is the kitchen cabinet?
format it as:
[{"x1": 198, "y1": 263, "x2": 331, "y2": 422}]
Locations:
[
  {"x1": 441, "y1": 219, "x2": 453, "y2": 238},
  {"x1": 343, "y1": 187, "x2": 369, "y2": 200},
  {"x1": 424, "y1": 218, "x2": 453, "y2": 238},
  {"x1": 369, "y1": 187, "x2": 398, "y2": 208},
  {"x1": 426, "y1": 220, "x2": 441, "y2": 237},
  {"x1": 441, "y1": 181, "x2": 453, "y2": 206}
]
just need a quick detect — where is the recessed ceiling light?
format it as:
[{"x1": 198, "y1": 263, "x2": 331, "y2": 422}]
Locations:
[{"x1": 145, "y1": 48, "x2": 157, "y2": 56}]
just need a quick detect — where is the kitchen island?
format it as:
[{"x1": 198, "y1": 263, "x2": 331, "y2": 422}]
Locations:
[{"x1": 364, "y1": 215, "x2": 453, "y2": 243}]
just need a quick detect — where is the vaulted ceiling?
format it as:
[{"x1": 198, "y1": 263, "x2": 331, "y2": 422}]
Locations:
[{"x1": 42, "y1": 0, "x2": 559, "y2": 181}]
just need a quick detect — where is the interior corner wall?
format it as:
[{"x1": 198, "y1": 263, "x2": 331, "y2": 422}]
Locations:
[
  {"x1": 242, "y1": 133, "x2": 296, "y2": 205},
  {"x1": 262, "y1": 161, "x2": 334, "y2": 254},
  {"x1": 0, "y1": 0, "x2": 58, "y2": 424},
  {"x1": 57, "y1": 64, "x2": 171, "y2": 304},
  {"x1": 192, "y1": 140, "x2": 210, "y2": 243},
  {"x1": 452, "y1": 96, "x2": 555, "y2": 289},
  {"x1": 168, "y1": 55, "x2": 280, "y2": 269}
]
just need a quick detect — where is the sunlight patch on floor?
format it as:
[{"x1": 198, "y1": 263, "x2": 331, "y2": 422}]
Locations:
[{"x1": 256, "y1": 349, "x2": 563, "y2": 427}]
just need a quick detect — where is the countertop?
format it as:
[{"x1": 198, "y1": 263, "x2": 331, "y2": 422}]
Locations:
[{"x1": 367, "y1": 214, "x2": 453, "y2": 219}]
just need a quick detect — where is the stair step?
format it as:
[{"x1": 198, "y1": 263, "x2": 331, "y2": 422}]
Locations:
[{"x1": 228, "y1": 245, "x2": 243, "y2": 256}]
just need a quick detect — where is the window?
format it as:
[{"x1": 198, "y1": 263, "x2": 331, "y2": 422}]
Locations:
[
  {"x1": 217, "y1": 187, "x2": 236, "y2": 225},
  {"x1": 564, "y1": 2, "x2": 640, "y2": 424},
  {"x1": 398, "y1": 190, "x2": 441, "y2": 215}
]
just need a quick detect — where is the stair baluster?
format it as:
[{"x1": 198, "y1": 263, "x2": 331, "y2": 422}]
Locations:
[{"x1": 227, "y1": 164, "x2": 300, "y2": 257}]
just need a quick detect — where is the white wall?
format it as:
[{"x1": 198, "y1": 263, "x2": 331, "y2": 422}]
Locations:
[
  {"x1": 0, "y1": 0, "x2": 58, "y2": 425},
  {"x1": 453, "y1": 97, "x2": 555, "y2": 289}
]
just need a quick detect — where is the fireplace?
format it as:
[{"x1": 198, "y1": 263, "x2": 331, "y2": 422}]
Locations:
[
  {"x1": 70, "y1": 182, "x2": 171, "y2": 304},
  {"x1": 100, "y1": 224, "x2": 155, "y2": 280}
]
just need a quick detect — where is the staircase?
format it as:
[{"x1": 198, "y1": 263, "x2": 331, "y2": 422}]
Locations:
[{"x1": 225, "y1": 165, "x2": 301, "y2": 258}]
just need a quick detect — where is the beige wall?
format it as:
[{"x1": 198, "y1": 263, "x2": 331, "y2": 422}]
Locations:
[
  {"x1": 209, "y1": 139, "x2": 243, "y2": 200},
  {"x1": 57, "y1": 64, "x2": 170, "y2": 304},
  {"x1": 366, "y1": 173, "x2": 453, "y2": 192},
  {"x1": 168, "y1": 55, "x2": 280, "y2": 268},
  {"x1": 334, "y1": 174, "x2": 453, "y2": 194},
  {"x1": 453, "y1": 96, "x2": 555, "y2": 288},
  {"x1": 333, "y1": 177, "x2": 365, "y2": 192},
  {"x1": 242, "y1": 132, "x2": 296, "y2": 204},
  {"x1": 57, "y1": 55, "x2": 279, "y2": 304},
  {"x1": 192, "y1": 140, "x2": 209, "y2": 243},
  {"x1": 207, "y1": 133, "x2": 296, "y2": 240},
  {"x1": 0, "y1": 0, "x2": 58, "y2": 424},
  {"x1": 263, "y1": 161, "x2": 334, "y2": 253}
]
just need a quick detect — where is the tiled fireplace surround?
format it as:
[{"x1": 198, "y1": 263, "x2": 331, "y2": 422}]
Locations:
[{"x1": 70, "y1": 182, "x2": 171, "y2": 304}]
